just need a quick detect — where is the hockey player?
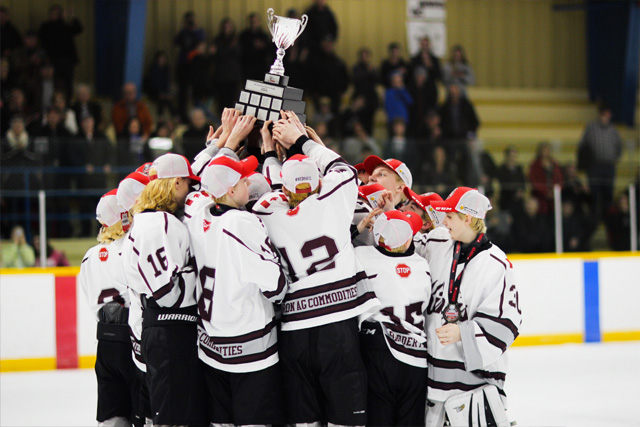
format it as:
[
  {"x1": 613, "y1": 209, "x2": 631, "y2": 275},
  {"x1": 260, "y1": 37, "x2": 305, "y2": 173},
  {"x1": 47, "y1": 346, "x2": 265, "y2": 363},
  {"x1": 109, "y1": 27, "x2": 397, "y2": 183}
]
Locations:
[
  {"x1": 423, "y1": 187, "x2": 522, "y2": 427},
  {"x1": 363, "y1": 155, "x2": 412, "y2": 208},
  {"x1": 254, "y1": 113, "x2": 380, "y2": 426},
  {"x1": 186, "y1": 154, "x2": 288, "y2": 425},
  {"x1": 355, "y1": 210, "x2": 431, "y2": 426},
  {"x1": 78, "y1": 189, "x2": 142, "y2": 427},
  {"x1": 121, "y1": 153, "x2": 206, "y2": 426}
]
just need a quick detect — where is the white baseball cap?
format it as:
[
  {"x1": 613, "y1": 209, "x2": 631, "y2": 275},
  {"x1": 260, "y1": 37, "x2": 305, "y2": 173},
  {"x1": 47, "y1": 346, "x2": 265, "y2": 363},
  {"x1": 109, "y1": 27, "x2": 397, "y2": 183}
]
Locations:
[
  {"x1": 372, "y1": 210, "x2": 423, "y2": 250},
  {"x1": 363, "y1": 155, "x2": 412, "y2": 189},
  {"x1": 201, "y1": 155, "x2": 258, "y2": 198},
  {"x1": 358, "y1": 183, "x2": 386, "y2": 209},
  {"x1": 281, "y1": 154, "x2": 320, "y2": 194},
  {"x1": 149, "y1": 153, "x2": 200, "y2": 182},
  {"x1": 430, "y1": 187, "x2": 492, "y2": 219},
  {"x1": 96, "y1": 189, "x2": 128, "y2": 227},
  {"x1": 247, "y1": 172, "x2": 272, "y2": 202},
  {"x1": 117, "y1": 171, "x2": 150, "y2": 211}
]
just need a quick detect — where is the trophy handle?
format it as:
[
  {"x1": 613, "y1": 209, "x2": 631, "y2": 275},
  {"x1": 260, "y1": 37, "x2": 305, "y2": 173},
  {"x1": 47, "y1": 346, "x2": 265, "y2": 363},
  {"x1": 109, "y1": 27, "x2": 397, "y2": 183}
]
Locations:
[
  {"x1": 296, "y1": 14, "x2": 308, "y2": 40},
  {"x1": 267, "y1": 8, "x2": 275, "y2": 38}
]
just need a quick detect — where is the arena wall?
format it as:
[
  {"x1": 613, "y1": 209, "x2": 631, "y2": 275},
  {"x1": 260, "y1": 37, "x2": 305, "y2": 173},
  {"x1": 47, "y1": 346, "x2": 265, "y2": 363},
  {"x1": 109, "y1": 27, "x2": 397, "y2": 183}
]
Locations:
[{"x1": 1, "y1": 252, "x2": 638, "y2": 372}]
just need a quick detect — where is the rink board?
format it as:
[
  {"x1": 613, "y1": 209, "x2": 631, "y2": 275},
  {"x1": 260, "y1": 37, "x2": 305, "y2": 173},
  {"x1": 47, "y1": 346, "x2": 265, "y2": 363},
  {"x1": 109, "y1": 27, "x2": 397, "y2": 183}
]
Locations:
[{"x1": 1, "y1": 253, "x2": 639, "y2": 371}]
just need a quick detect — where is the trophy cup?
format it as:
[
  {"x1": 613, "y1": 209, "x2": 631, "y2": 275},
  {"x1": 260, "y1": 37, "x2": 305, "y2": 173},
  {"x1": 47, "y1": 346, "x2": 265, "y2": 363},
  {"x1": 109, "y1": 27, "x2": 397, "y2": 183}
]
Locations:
[{"x1": 234, "y1": 8, "x2": 308, "y2": 124}]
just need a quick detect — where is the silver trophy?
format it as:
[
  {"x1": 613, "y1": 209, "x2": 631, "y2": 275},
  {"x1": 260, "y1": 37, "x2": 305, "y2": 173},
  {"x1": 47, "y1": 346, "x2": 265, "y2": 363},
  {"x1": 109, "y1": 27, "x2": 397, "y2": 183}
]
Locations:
[{"x1": 267, "y1": 8, "x2": 308, "y2": 76}]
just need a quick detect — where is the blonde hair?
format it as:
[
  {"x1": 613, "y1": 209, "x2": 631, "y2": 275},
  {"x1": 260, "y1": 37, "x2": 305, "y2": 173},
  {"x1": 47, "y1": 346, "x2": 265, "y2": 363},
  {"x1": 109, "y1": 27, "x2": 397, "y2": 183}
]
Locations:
[
  {"x1": 283, "y1": 183, "x2": 320, "y2": 208},
  {"x1": 132, "y1": 176, "x2": 179, "y2": 215},
  {"x1": 97, "y1": 221, "x2": 126, "y2": 244},
  {"x1": 456, "y1": 212, "x2": 487, "y2": 234},
  {"x1": 378, "y1": 236, "x2": 409, "y2": 253}
]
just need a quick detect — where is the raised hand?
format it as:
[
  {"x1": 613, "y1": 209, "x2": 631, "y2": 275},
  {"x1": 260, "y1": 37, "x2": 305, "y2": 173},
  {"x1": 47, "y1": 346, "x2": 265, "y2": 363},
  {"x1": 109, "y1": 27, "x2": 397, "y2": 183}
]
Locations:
[
  {"x1": 217, "y1": 108, "x2": 241, "y2": 147},
  {"x1": 260, "y1": 120, "x2": 275, "y2": 153},
  {"x1": 225, "y1": 115, "x2": 257, "y2": 151},
  {"x1": 357, "y1": 208, "x2": 382, "y2": 234}
]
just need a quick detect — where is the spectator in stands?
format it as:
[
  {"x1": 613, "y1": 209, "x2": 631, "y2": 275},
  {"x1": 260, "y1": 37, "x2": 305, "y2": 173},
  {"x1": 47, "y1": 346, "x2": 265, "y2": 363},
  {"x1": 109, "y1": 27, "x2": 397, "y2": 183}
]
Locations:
[
  {"x1": 2, "y1": 88, "x2": 38, "y2": 132},
  {"x1": 71, "y1": 115, "x2": 113, "y2": 235},
  {"x1": 529, "y1": 141, "x2": 564, "y2": 217},
  {"x1": 29, "y1": 62, "x2": 64, "y2": 119},
  {"x1": 409, "y1": 65, "x2": 434, "y2": 136},
  {"x1": 1, "y1": 57, "x2": 17, "y2": 105},
  {"x1": 496, "y1": 145, "x2": 526, "y2": 214},
  {"x1": 341, "y1": 120, "x2": 380, "y2": 165},
  {"x1": 577, "y1": 103, "x2": 623, "y2": 220},
  {"x1": 350, "y1": 47, "x2": 379, "y2": 135},
  {"x1": 410, "y1": 36, "x2": 441, "y2": 116},
  {"x1": 511, "y1": 197, "x2": 554, "y2": 253},
  {"x1": 303, "y1": 0, "x2": 338, "y2": 53},
  {"x1": 384, "y1": 118, "x2": 417, "y2": 176},
  {"x1": 380, "y1": 42, "x2": 408, "y2": 88},
  {"x1": 412, "y1": 109, "x2": 442, "y2": 178},
  {"x1": 306, "y1": 35, "x2": 348, "y2": 116},
  {"x1": 0, "y1": 6, "x2": 23, "y2": 58},
  {"x1": 212, "y1": 18, "x2": 242, "y2": 116},
  {"x1": 561, "y1": 199, "x2": 591, "y2": 252},
  {"x1": 49, "y1": 90, "x2": 78, "y2": 135},
  {"x1": 143, "y1": 50, "x2": 174, "y2": 118},
  {"x1": 37, "y1": 4, "x2": 83, "y2": 97},
  {"x1": 443, "y1": 44, "x2": 475, "y2": 92},
  {"x1": 181, "y1": 108, "x2": 210, "y2": 161},
  {"x1": 116, "y1": 117, "x2": 148, "y2": 171},
  {"x1": 71, "y1": 83, "x2": 102, "y2": 131},
  {"x1": 384, "y1": 71, "x2": 413, "y2": 134},
  {"x1": 605, "y1": 192, "x2": 631, "y2": 251},
  {"x1": 9, "y1": 29, "x2": 45, "y2": 87},
  {"x1": 187, "y1": 42, "x2": 214, "y2": 119},
  {"x1": 173, "y1": 11, "x2": 205, "y2": 122},
  {"x1": 239, "y1": 12, "x2": 272, "y2": 80},
  {"x1": 33, "y1": 235, "x2": 70, "y2": 267},
  {"x1": 485, "y1": 196, "x2": 513, "y2": 253},
  {"x1": 423, "y1": 145, "x2": 457, "y2": 195},
  {"x1": 111, "y1": 82, "x2": 153, "y2": 139},
  {"x1": 1, "y1": 226, "x2": 35, "y2": 268}
]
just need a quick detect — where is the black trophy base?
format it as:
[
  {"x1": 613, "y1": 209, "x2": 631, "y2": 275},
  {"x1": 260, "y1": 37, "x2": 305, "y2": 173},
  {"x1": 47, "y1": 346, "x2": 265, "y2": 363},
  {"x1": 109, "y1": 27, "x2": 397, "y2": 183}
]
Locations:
[{"x1": 234, "y1": 73, "x2": 306, "y2": 125}]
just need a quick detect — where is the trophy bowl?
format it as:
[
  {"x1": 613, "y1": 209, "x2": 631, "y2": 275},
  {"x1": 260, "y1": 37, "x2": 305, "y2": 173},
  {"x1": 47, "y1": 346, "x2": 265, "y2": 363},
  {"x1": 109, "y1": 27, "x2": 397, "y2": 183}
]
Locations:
[{"x1": 267, "y1": 8, "x2": 308, "y2": 76}]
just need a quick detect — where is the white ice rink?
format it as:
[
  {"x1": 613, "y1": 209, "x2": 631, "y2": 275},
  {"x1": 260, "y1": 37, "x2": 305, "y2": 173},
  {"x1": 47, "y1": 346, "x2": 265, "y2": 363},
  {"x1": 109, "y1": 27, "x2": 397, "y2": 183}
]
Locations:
[{"x1": 1, "y1": 341, "x2": 639, "y2": 427}]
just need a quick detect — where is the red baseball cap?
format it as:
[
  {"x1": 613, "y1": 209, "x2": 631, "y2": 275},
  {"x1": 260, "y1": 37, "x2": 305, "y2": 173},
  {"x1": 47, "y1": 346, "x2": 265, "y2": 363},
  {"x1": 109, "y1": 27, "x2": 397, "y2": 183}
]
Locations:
[
  {"x1": 430, "y1": 187, "x2": 492, "y2": 219},
  {"x1": 201, "y1": 155, "x2": 258, "y2": 198},
  {"x1": 363, "y1": 155, "x2": 412, "y2": 188},
  {"x1": 358, "y1": 183, "x2": 386, "y2": 209},
  {"x1": 354, "y1": 162, "x2": 366, "y2": 172}
]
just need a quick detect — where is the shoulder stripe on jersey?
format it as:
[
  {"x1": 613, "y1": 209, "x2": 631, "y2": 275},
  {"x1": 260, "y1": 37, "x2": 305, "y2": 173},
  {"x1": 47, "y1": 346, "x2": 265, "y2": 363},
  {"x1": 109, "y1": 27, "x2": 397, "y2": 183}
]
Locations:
[
  {"x1": 200, "y1": 340, "x2": 278, "y2": 365},
  {"x1": 81, "y1": 257, "x2": 89, "y2": 264},
  {"x1": 354, "y1": 207, "x2": 370, "y2": 214},
  {"x1": 426, "y1": 238, "x2": 448, "y2": 243},
  {"x1": 132, "y1": 246, "x2": 140, "y2": 256},
  {"x1": 323, "y1": 157, "x2": 352, "y2": 176},
  {"x1": 206, "y1": 319, "x2": 277, "y2": 345},
  {"x1": 283, "y1": 291, "x2": 377, "y2": 322},
  {"x1": 474, "y1": 312, "x2": 519, "y2": 338},
  {"x1": 253, "y1": 211, "x2": 273, "y2": 216},
  {"x1": 184, "y1": 213, "x2": 192, "y2": 219},
  {"x1": 286, "y1": 270, "x2": 371, "y2": 300},
  {"x1": 137, "y1": 262, "x2": 153, "y2": 293},
  {"x1": 128, "y1": 233, "x2": 135, "y2": 242},
  {"x1": 317, "y1": 174, "x2": 356, "y2": 201},
  {"x1": 489, "y1": 253, "x2": 507, "y2": 269},
  {"x1": 163, "y1": 212, "x2": 169, "y2": 234},
  {"x1": 222, "y1": 229, "x2": 279, "y2": 265}
]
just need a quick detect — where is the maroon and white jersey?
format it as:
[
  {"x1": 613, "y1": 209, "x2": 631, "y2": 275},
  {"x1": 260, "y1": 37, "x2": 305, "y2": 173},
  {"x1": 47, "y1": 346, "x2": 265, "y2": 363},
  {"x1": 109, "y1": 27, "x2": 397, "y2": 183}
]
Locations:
[
  {"x1": 182, "y1": 190, "x2": 213, "y2": 221},
  {"x1": 78, "y1": 237, "x2": 130, "y2": 321},
  {"x1": 421, "y1": 226, "x2": 522, "y2": 404},
  {"x1": 355, "y1": 245, "x2": 430, "y2": 368},
  {"x1": 262, "y1": 155, "x2": 283, "y2": 187},
  {"x1": 253, "y1": 141, "x2": 380, "y2": 331},
  {"x1": 121, "y1": 210, "x2": 198, "y2": 309},
  {"x1": 185, "y1": 203, "x2": 287, "y2": 372}
]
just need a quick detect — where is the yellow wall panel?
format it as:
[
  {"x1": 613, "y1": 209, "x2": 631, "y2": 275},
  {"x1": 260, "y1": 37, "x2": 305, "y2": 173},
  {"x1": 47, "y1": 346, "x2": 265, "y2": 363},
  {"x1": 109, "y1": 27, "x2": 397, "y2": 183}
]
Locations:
[{"x1": 1, "y1": 0, "x2": 588, "y2": 89}]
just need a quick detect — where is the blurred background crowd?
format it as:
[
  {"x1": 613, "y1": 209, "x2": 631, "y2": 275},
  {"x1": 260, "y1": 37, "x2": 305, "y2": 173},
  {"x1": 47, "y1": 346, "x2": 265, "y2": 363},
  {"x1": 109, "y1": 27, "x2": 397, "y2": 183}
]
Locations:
[{"x1": 1, "y1": 0, "x2": 639, "y2": 266}]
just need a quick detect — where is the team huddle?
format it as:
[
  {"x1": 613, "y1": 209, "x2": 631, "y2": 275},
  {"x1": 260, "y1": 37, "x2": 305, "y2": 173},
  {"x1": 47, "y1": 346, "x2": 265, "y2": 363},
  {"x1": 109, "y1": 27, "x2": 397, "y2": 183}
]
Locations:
[{"x1": 78, "y1": 109, "x2": 522, "y2": 427}]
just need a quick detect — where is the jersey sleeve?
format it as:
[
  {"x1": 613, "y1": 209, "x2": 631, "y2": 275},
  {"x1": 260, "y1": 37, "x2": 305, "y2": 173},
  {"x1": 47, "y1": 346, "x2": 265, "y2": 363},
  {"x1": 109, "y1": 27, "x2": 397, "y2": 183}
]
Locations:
[
  {"x1": 458, "y1": 255, "x2": 522, "y2": 371},
  {"x1": 262, "y1": 154, "x2": 283, "y2": 187},
  {"x1": 224, "y1": 214, "x2": 288, "y2": 303}
]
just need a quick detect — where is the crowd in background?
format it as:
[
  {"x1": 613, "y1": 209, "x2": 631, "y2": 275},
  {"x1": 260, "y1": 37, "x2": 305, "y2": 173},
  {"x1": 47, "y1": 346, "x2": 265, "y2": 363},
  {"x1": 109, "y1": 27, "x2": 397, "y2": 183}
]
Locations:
[{"x1": 0, "y1": 1, "x2": 637, "y2": 254}]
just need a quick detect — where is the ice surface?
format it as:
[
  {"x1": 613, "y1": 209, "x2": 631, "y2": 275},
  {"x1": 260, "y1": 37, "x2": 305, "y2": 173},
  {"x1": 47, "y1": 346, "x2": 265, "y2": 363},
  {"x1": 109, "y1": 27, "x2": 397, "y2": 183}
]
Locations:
[{"x1": 1, "y1": 341, "x2": 639, "y2": 426}]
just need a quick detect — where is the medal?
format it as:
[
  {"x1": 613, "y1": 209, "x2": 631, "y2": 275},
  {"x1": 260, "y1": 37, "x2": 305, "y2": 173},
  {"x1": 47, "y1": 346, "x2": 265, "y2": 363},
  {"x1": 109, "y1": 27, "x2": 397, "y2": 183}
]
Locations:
[{"x1": 442, "y1": 302, "x2": 460, "y2": 324}]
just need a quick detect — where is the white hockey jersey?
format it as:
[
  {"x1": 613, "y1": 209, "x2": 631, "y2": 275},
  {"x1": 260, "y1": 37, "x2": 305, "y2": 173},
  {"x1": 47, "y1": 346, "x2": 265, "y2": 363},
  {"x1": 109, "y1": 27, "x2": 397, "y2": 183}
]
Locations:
[
  {"x1": 253, "y1": 141, "x2": 380, "y2": 331},
  {"x1": 121, "y1": 210, "x2": 198, "y2": 308},
  {"x1": 355, "y1": 245, "x2": 431, "y2": 368},
  {"x1": 78, "y1": 237, "x2": 130, "y2": 321},
  {"x1": 419, "y1": 227, "x2": 522, "y2": 405},
  {"x1": 185, "y1": 203, "x2": 288, "y2": 373},
  {"x1": 352, "y1": 200, "x2": 376, "y2": 247}
]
